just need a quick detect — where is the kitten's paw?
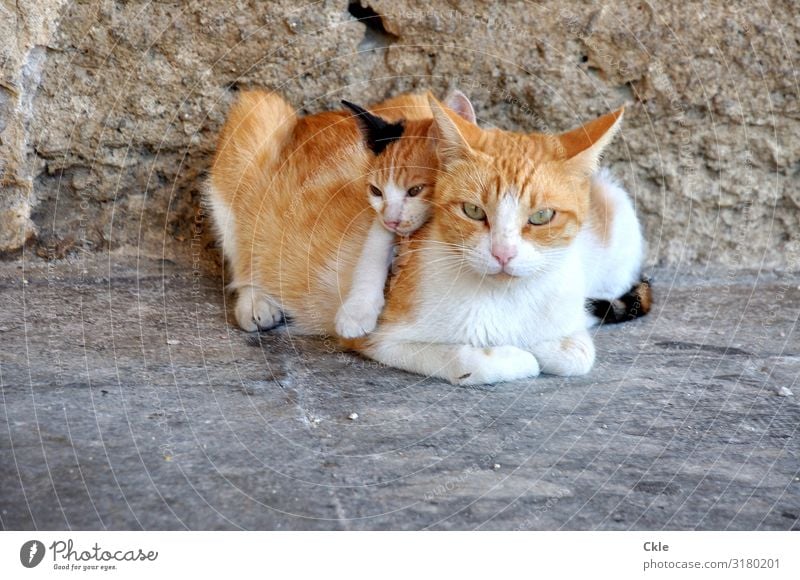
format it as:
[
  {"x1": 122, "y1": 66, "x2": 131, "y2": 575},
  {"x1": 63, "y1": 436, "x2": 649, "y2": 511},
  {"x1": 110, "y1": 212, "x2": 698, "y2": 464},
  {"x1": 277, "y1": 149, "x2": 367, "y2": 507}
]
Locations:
[
  {"x1": 452, "y1": 345, "x2": 540, "y2": 385},
  {"x1": 534, "y1": 331, "x2": 595, "y2": 376},
  {"x1": 335, "y1": 297, "x2": 383, "y2": 338},
  {"x1": 235, "y1": 287, "x2": 283, "y2": 332}
]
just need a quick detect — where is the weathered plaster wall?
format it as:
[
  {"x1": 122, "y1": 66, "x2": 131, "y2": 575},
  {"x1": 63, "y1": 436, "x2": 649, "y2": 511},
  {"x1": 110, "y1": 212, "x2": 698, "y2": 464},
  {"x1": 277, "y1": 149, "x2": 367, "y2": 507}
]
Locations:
[{"x1": 1, "y1": 1, "x2": 798, "y2": 268}]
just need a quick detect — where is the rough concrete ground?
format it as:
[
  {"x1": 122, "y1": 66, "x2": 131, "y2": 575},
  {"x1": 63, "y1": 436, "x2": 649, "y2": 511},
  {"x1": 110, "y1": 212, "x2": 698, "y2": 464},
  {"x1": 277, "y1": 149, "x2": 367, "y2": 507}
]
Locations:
[{"x1": 0, "y1": 256, "x2": 798, "y2": 530}]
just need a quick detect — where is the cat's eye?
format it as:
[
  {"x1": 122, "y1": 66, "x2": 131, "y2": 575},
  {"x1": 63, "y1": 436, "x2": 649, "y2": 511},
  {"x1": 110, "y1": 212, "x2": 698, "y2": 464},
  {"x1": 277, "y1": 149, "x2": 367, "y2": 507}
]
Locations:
[
  {"x1": 369, "y1": 185, "x2": 383, "y2": 197},
  {"x1": 407, "y1": 185, "x2": 425, "y2": 197},
  {"x1": 462, "y1": 203, "x2": 487, "y2": 221},
  {"x1": 529, "y1": 208, "x2": 555, "y2": 225}
]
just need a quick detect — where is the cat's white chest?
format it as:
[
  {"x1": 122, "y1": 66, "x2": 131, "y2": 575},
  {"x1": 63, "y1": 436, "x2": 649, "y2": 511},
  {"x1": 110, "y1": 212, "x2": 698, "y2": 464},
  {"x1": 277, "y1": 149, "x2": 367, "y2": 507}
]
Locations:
[{"x1": 389, "y1": 247, "x2": 587, "y2": 348}]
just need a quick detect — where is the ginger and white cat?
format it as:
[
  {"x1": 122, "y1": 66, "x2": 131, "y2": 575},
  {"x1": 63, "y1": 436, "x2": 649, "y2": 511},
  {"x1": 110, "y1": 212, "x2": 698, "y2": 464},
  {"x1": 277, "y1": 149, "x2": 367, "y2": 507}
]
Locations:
[
  {"x1": 208, "y1": 90, "x2": 644, "y2": 384},
  {"x1": 336, "y1": 92, "x2": 647, "y2": 338}
]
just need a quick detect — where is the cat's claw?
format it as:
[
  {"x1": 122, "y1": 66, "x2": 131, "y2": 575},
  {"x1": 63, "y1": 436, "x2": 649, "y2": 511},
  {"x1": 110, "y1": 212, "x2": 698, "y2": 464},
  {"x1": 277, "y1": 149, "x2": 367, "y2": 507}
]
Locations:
[
  {"x1": 235, "y1": 286, "x2": 283, "y2": 332},
  {"x1": 452, "y1": 345, "x2": 540, "y2": 385},
  {"x1": 335, "y1": 298, "x2": 382, "y2": 338}
]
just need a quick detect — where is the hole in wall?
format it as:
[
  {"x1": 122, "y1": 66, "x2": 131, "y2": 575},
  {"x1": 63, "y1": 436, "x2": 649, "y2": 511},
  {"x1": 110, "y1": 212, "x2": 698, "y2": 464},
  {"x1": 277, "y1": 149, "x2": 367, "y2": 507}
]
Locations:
[{"x1": 347, "y1": 1, "x2": 398, "y2": 51}]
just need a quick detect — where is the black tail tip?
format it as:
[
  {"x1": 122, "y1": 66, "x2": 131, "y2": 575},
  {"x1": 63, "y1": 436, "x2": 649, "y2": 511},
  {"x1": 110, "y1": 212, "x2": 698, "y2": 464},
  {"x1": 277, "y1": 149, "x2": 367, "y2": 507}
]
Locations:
[{"x1": 588, "y1": 276, "x2": 653, "y2": 325}]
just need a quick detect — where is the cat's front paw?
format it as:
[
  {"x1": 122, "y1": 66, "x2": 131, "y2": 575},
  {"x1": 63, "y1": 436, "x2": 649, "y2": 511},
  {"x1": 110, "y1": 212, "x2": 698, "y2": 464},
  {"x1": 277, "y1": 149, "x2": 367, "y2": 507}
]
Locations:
[
  {"x1": 533, "y1": 331, "x2": 595, "y2": 376},
  {"x1": 453, "y1": 345, "x2": 540, "y2": 385},
  {"x1": 335, "y1": 297, "x2": 383, "y2": 338},
  {"x1": 235, "y1": 286, "x2": 283, "y2": 332}
]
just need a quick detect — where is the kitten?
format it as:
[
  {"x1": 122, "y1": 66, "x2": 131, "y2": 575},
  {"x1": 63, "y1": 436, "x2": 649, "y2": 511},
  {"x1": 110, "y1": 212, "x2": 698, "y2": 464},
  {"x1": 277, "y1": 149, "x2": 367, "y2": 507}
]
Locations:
[
  {"x1": 334, "y1": 91, "x2": 476, "y2": 338},
  {"x1": 206, "y1": 90, "x2": 441, "y2": 334},
  {"x1": 209, "y1": 91, "x2": 634, "y2": 384}
]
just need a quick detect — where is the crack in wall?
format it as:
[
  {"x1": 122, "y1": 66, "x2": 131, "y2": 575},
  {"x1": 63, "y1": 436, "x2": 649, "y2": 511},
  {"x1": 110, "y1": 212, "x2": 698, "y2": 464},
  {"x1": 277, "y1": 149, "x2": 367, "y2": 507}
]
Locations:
[{"x1": 347, "y1": 1, "x2": 398, "y2": 52}]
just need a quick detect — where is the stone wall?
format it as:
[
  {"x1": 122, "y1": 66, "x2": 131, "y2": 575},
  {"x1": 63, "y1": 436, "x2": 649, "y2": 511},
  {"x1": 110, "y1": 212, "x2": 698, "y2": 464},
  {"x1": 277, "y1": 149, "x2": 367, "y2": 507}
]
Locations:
[{"x1": 1, "y1": 0, "x2": 797, "y2": 268}]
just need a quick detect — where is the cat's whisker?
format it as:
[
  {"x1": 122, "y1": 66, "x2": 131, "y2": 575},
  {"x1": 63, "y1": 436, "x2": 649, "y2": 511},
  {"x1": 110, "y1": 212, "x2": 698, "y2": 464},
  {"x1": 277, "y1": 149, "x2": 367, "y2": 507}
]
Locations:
[
  {"x1": 420, "y1": 243, "x2": 472, "y2": 252},
  {"x1": 423, "y1": 259, "x2": 470, "y2": 272}
]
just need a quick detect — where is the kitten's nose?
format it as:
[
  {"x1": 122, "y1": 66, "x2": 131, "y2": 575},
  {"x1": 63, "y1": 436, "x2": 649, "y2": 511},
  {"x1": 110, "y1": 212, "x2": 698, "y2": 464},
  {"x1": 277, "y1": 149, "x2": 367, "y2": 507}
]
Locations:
[
  {"x1": 384, "y1": 220, "x2": 399, "y2": 231},
  {"x1": 492, "y1": 245, "x2": 517, "y2": 266}
]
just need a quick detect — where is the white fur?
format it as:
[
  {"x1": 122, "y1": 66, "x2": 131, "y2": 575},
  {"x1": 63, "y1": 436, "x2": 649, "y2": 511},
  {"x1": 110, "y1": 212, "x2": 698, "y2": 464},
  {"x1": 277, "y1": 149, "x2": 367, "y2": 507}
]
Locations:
[
  {"x1": 383, "y1": 240, "x2": 589, "y2": 347},
  {"x1": 528, "y1": 329, "x2": 595, "y2": 376},
  {"x1": 205, "y1": 182, "x2": 238, "y2": 269},
  {"x1": 581, "y1": 168, "x2": 644, "y2": 299},
  {"x1": 379, "y1": 178, "x2": 407, "y2": 225},
  {"x1": 335, "y1": 219, "x2": 396, "y2": 338},
  {"x1": 367, "y1": 341, "x2": 541, "y2": 386},
  {"x1": 363, "y1": 239, "x2": 592, "y2": 383}
]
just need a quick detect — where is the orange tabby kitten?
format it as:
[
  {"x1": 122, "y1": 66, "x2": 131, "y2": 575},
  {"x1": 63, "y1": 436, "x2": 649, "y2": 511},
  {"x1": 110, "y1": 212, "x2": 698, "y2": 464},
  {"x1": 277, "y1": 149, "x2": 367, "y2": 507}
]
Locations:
[
  {"x1": 210, "y1": 90, "x2": 632, "y2": 384},
  {"x1": 207, "y1": 91, "x2": 441, "y2": 334}
]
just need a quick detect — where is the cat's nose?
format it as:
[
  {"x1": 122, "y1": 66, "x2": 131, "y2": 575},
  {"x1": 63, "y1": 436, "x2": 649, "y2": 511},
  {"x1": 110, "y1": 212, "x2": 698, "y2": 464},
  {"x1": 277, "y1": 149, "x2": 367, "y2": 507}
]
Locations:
[
  {"x1": 492, "y1": 245, "x2": 517, "y2": 266},
  {"x1": 384, "y1": 220, "x2": 399, "y2": 231}
]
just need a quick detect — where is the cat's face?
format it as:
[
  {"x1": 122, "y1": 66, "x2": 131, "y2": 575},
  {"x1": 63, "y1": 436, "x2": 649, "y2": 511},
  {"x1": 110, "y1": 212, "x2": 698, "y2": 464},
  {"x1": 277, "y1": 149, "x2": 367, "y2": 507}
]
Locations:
[
  {"x1": 434, "y1": 153, "x2": 586, "y2": 278},
  {"x1": 342, "y1": 101, "x2": 438, "y2": 236},
  {"x1": 363, "y1": 92, "x2": 476, "y2": 236},
  {"x1": 365, "y1": 125, "x2": 438, "y2": 236},
  {"x1": 427, "y1": 98, "x2": 624, "y2": 279}
]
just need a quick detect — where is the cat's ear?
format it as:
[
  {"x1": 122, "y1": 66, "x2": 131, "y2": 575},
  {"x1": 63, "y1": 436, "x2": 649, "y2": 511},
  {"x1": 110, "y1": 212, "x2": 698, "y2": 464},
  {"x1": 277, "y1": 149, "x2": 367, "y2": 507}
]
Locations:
[
  {"x1": 341, "y1": 100, "x2": 404, "y2": 155},
  {"x1": 558, "y1": 107, "x2": 624, "y2": 175},
  {"x1": 444, "y1": 89, "x2": 477, "y2": 125},
  {"x1": 428, "y1": 95, "x2": 473, "y2": 168}
]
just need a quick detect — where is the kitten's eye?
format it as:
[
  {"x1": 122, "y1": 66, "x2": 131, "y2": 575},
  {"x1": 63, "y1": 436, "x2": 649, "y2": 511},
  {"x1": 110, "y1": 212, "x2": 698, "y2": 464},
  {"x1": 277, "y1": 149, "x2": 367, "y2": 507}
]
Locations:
[
  {"x1": 529, "y1": 208, "x2": 555, "y2": 225},
  {"x1": 462, "y1": 202, "x2": 487, "y2": 221},
  {"x1": 369, "y1": 185, "x2": 383, "y2": 197},
  {"x1": 407, "y1": 185, "x2": 425, "y2": 197}
]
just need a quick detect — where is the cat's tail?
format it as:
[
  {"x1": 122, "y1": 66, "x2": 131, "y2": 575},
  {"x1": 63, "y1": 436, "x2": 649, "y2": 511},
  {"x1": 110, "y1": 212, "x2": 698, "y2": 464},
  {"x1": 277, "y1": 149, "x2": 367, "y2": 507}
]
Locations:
[
  {"x1": 586, "y1": 275, "x2": 653, "y2": 324},
  {"x1": 209, "y1": 90, "x2": 297, "y2": 204}
]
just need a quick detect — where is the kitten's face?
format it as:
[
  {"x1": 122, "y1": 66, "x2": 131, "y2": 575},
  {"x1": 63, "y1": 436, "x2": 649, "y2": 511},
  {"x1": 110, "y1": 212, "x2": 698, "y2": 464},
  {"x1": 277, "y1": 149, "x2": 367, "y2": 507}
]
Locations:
[
  {"x1": 433, "y1": 149, "x2": 587, "y2": 278},
  {"x1": 366, "y1": 127, "x2": 437, "y2": 236},
  {"x1": 342, "y1": 101, "x2": 438, "y2": 237}
]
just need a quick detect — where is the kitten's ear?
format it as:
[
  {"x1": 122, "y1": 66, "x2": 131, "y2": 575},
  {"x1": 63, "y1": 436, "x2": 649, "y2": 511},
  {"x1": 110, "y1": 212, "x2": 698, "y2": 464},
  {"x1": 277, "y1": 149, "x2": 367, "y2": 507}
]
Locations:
[
  {"x1": 444, "y1": 89, "x2": 477, "y2": 125},
  {"x1": 341, "y1": 100, "x2": 404, "y2": 155},
  {"x1": 558, "y1": 107, "x2": 624, "y2": 175},
  {"x1": 428, "y1": 95, "x2": 472, "y2": 168}
]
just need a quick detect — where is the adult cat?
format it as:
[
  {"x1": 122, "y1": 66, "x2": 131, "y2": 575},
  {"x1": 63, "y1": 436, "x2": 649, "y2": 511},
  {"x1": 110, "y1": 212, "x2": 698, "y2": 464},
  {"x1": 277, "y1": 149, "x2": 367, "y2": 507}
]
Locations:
[{"x1": 336, "y1": 93, "x2": 649, "y2": 337}]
